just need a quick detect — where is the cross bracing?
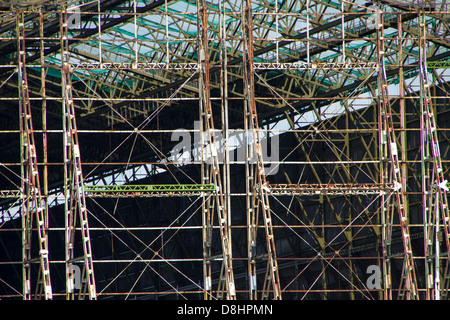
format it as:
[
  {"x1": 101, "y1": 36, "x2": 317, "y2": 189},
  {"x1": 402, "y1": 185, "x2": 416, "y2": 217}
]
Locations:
[{"x1": 0, "y1": 0, "x2": 449, "y2": 300}]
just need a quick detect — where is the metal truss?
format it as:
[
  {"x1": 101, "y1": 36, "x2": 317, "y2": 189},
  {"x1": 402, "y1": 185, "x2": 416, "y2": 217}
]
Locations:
[
  {"x1": 427, "y1": 61, "x2": 450, "y2": 69},
  {"x1": 84, "y1": 184, "x2": 216, "y2": 197},
  {"x1": 198, "y1": 0, "x2": 236, "y2": 300},
  {"x1": 17, "y1": 11, "x2": 52, "y2": 300},
  {"x1": 418, "y1": 10, "x2": 450, "y2": 300},
  {"x1": 243, "y1": 0, "x2": 281, "y2": 300},
  {"x1": 0, "y1": 0, "x2": 449, "y2": 301},
  {"x1": 266, "y1": 183, "x2": 395, "y2": 196},
  {"x1": 60, "y1": 7, "x2": 97, "y2": 300},
  {"x1": 378, "y1": 19, "x2": 418, "y2": 300}
]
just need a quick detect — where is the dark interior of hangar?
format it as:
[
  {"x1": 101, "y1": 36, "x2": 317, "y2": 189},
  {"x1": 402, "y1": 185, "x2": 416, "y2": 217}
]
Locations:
[{"x1": 1, "y1": 81, "x2": 449, "y2": 299}]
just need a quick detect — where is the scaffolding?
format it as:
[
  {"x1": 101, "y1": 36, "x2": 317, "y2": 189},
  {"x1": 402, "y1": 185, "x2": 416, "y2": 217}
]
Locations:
[{"x1": 0, "y1": 0, "x2": 449, "y2": 300}]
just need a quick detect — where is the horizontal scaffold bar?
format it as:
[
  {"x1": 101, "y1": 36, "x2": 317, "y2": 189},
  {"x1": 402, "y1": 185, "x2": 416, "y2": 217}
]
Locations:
[{"x1": 84, "y1": 184, "x2": 216, "y2": 197}]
